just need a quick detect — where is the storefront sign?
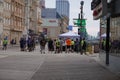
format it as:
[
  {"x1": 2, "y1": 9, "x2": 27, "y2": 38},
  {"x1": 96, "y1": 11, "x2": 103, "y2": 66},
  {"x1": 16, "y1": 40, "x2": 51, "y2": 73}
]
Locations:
[{"x1": 91, "y1": 0, "x2": 108, "y2": 20}]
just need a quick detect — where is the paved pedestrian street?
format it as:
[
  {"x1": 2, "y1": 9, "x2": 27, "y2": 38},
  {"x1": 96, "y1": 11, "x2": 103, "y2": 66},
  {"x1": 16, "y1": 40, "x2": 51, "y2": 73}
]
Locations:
[{"x1": 0, "y1": 46, "x2": 119, "y2": 80}]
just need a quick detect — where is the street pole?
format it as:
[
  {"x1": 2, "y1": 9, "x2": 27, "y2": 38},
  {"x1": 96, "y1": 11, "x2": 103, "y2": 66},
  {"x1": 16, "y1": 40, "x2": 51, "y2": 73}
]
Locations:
[
  {"x1": 78, "y1": 1, "x2": 84, "y2": 38},
  {"x1": 24, "y1": 0, "x2": 30, "y2": 40},
  {"x1": 106, "y1": 16, "x2": 110, "y2": 65},
  {"x1": 80, "y1": 1, "x2": 84, "y2": 39},
  {"x1": 80, "y1": 1, "x2": 84, "y2": 20}
]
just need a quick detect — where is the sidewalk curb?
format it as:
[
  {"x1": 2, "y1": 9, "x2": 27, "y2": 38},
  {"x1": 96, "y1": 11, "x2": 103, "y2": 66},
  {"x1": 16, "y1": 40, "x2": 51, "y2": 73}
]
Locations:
[{"x1": 89, "y1": 53, "x2": 120, "y2": 79}]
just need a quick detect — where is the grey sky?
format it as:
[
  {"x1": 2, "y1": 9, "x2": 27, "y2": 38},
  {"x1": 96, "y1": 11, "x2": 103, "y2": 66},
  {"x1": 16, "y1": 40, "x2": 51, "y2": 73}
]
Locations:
[{"x1": 45, "y1": 0, "x2": 100, "y2": 36}]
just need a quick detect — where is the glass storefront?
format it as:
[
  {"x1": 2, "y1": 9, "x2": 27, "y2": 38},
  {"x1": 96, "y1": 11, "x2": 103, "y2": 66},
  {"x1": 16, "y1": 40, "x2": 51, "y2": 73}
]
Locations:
[
  {"x1": 109, "y1": 17, "x2": 120, "y2": 56},
  {"x1": 100, "y1": 17, "x2": 120, "y2": 57}
]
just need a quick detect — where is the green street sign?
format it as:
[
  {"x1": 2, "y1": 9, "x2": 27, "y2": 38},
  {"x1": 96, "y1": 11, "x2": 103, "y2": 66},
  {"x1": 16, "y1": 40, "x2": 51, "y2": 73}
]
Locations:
[
  {"x1": 73, "y1": 19, "x2": 86, "y2": 26},
  {"x1": 78, "y1": 27, "x2": 86, "y2": 32},
  {"x1": 80, "y1": 27, "x2": 86, "y2": 32}
]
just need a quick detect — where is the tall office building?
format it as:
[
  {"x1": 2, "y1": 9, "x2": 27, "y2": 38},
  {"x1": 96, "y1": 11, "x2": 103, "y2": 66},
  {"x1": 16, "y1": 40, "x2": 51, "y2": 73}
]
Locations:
[{"x1": 56, "y1": 0, "x2": 70, "y2": 18}]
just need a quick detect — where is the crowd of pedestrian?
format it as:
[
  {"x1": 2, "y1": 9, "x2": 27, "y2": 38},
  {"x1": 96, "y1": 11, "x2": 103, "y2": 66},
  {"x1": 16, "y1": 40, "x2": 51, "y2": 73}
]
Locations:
[
  {"x1": 1, "y1": 34, "x2": 87, "y2": 55},
  {"x1": 19, "y1": 36, "x2": 36, "y2": 52},
  {"x1": 19, "y1": 36, "x2": 87, "y2": 54},
  {"x1": 101, "y1": 38, "x2": 120, "y2": 53},
  {"x1": 46, "y1": 37, "x2": 87, "y2": 54}
]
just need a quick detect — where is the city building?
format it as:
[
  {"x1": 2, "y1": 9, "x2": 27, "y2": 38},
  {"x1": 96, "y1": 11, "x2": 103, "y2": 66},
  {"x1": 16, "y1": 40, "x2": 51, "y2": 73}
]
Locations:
[
  {"x1": 110, "y1": 17, "x2": 120, "y2": 40},
  {"x1": 56, "y1": 0, "x2": 70, "y2": 19},
  {"x1": 0, "y1": 0, "x2": 4, "y2": 43},
  {"x1": 25, "y1": 0, "x2": 42, "y2": 37},
  {"x1": 42, "y1": 8, "x2": 58, "y2": 19},
  {"x1": 98, "y1": 0, "x2": 120, "y2": 74},
  {"x1": 37, "y1": 0, "x2": 43, "y2": 33},
  {"x1": 10, "y1": 0, "x2": 25, "y2": 44},
  {"x1": 99, "y1": 0, "x2": 120, "y2": 43},
  {"x1": 41, "y1": 8, "x2": 61, "y2": 39},
  {"x1": 59, "y1": 15, "x2": 69, "y2": 33},
  {"x1": 29, "y1": 0, "x2": 38, "y2": 35},
  {"x1": 3, "y1": 0, "x2": 11, "y2": 43},
  {"x1": 41, "y1": 8, "x2": 69, "y2": 39},
  {"x1": 0, "y1": 0, "x2": 43, "y2": 44}
]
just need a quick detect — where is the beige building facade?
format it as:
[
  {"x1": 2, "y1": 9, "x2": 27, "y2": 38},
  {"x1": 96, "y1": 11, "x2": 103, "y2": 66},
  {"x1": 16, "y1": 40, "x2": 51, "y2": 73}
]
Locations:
[
  {"x1": 41, "y1": 17, "x2": 69, "y2": 39},
  {"x1": 41, "y1": 18, "x2": 61, "y2": 39},
  {"x1": 2, "y1": 0, "x2": 11, "y2": 43},
  {"x1": 25, "y1": 0, "x2": 42, "y2": 37},
  {"x1": 0, "y1": 0, "x2": 43, "y2": 44},
  {"x1": 60, "y1": 16, "x2": 69, "y2": 33},
  {"x1": 0, "y1": 0, "x2": 25, "y2": 44},
  {"x1": 10, "y1": 0, "x2": 25, "y2": 44},
  {"x1": 0, "y1": 0, "x2": 4, "y2": 37}
]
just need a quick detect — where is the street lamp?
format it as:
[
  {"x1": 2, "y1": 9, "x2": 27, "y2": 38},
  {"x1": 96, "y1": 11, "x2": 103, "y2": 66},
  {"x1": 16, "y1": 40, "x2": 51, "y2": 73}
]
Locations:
[
  {"x1": 80, "y1": 1, "x2": 84, "y2": 6},
  {"x1": 78, "y1": 1, "x2": 85, "y2": 38},
  {"x1": 80, "y1": 1, "x2": 84, "y2": 20}
]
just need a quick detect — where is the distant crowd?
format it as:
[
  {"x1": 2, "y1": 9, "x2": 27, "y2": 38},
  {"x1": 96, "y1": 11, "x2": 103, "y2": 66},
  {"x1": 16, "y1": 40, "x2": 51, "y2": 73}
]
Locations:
[
  {"x1": 1, "y1": 35, "x2": 87, "y2": 54},
  {"x1": 101, "y1": 39, "x2": 120, "y2": 53},
  {"x1": 19, "y1": 36, "x2": 87, "y2": 54}
]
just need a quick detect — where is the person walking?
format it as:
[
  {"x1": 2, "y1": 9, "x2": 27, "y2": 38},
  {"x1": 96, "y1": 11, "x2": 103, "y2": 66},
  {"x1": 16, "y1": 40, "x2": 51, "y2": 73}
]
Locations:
[
  {"x1": 59, "y1": 38, "x2": 64, "y2": 53},
  {"x1": 19, "y1": 37, "x2": 26, "y2": 51},
  {"x1": 55, "y1": 39, "x2": 60, "y2": 53},
  {"x1": 80, "y1": 38, "x2": 87, "y2": 55},
  {"x1": 48, "y1": 38, "x2": 54, "y2": 52},
  {"x1": 71, "y1": 39, "x2": 75, "y2": 52},
  {"x1": 65, "y1": 38, "x2": 71, "y2": 53},
  {"x1": 27, "y1": 37, "x2": 33, "y2": 52},
  {"x1": 74, "y1": 38, "x2": 79, "y2": 53},
  {"x1": 39, "y1": 38, "x2": 46, "y2": 54},
  {"x1": 2, "y1": 38, "x2": 8, "y2": 50}
]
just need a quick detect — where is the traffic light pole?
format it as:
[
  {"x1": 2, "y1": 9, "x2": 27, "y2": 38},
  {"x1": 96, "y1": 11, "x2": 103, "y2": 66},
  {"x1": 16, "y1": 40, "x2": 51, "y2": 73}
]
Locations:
[
  {"x1": 80, "y1": 1, "x2": 83, "y2": 21},
  {"x1": 78, "y1": 1, "x2": 84, "y2": 36},
  {"x1": 80, "y1": 1, "x2": 84, "y2": 39},
  {"x1": 78, "y1": 13, "x2": 81, "y2": 35}
]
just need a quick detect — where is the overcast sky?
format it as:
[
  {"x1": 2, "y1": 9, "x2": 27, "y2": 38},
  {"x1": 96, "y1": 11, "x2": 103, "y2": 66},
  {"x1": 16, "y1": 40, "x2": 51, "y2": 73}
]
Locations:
[{"x1": 45, "y1": 0, "x2": 100, "y2": 36}]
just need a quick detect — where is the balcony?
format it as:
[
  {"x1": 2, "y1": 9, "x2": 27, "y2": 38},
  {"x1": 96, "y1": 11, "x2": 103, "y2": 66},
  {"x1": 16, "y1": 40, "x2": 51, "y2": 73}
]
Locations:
[
  {"x1": 14, "y1": 0, "x2": 24, "y2": 6},
  {"x1": 3, "y1": 24, "x2": 10, "y2": 30},
  {"x1": 10, "y1": 24, "x2": 24, "y2": 32},
  {"x1": 4, "y1": 0, "x2": 11, "y2": 3},
  {"x1": 11, "y1": 11, "x2": 24, "y2": 19}
]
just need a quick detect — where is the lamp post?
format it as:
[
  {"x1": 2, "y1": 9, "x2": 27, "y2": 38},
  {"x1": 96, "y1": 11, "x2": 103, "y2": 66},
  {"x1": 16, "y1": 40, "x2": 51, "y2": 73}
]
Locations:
[
  {"x1": 78, "y1": 1, "x2": 84, "y2": 38},
  {"x1": 80, "y1": 1, "x2": 84, "y2": 20}
]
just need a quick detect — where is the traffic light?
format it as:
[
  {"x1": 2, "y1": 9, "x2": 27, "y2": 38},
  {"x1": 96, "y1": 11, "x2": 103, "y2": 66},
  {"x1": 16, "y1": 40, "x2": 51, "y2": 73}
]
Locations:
[{"x1": 78, "y1": 28, "x2": 81, "y2": 35}]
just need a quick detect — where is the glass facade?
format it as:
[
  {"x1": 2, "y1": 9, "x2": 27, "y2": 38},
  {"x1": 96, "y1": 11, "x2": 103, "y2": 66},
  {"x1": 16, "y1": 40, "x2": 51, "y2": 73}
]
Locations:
[
  {"x1": 41, "y1": 8, "x2": 57, "y2": 18},
  {"x1": 109, "y1": 17, "x2": 120, "y2": 55},
  {"x1": 100, "y1": 17, "x2": 120, "y2": 57},
  {"x1": 56, "y1": 0, "x2": 70, "y2": 18}
]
